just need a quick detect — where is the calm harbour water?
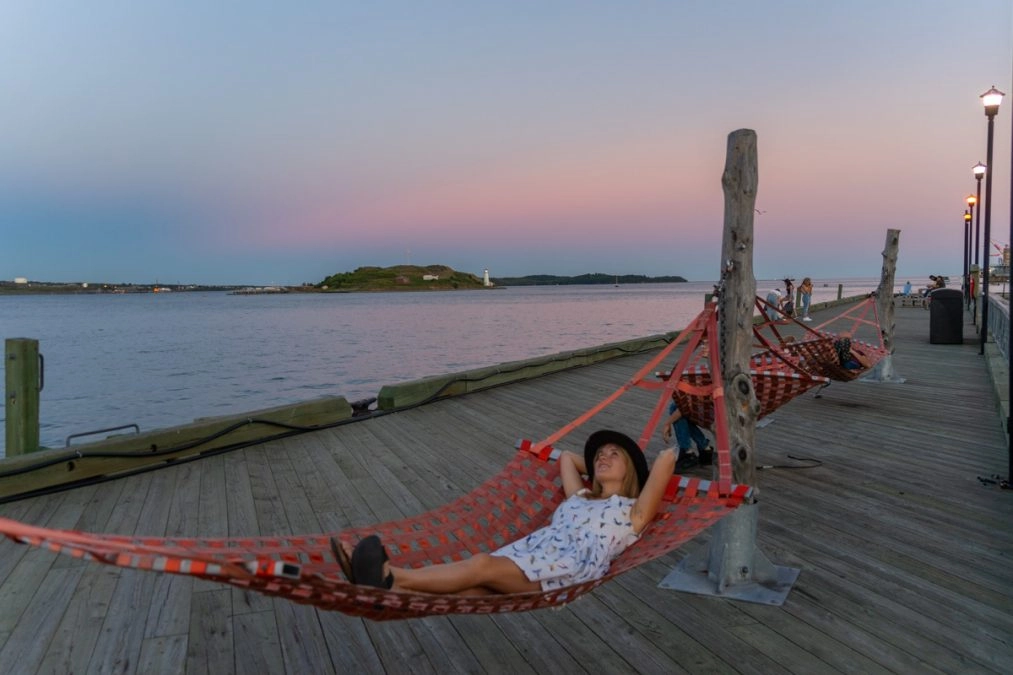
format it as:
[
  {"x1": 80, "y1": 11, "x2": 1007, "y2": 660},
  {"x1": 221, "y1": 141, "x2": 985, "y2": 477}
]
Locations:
[{"x1": 0, "y1": 278, "x2": 891, "y2": 456}]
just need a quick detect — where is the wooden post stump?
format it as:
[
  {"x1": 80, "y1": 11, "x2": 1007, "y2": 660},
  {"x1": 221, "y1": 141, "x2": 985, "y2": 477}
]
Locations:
[
  {"x1": 5, "y1": 338, "x2": 42, "y2": 456},
  {"x1": 864, "y1": 229, "x2": 905, "y2": 383}
]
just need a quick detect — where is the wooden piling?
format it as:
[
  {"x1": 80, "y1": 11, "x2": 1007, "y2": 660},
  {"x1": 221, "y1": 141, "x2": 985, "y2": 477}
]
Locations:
[
  {"x1": 717, "y1": 128, "x2": 761, "y2": 486},
  {"x1": 666, "y1": 128, "x2": 799, "y2": 603},
  {"x1": 877, "y1": 228, "x2": 900, "y2": 348},
  {"x1": 866, "y1": 229, "x2": 904, "y2": 382},
  {"x1": 5, "y1": 338, "x2": 41, "y2": 456}
]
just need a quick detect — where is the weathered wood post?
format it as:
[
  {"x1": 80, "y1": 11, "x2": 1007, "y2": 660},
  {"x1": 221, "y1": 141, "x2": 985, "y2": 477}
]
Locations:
[
  {"x1": 864, "y1": 229, "x2": 905, "y2": 383},
  {"x1": 661, "y1": 129, "x2": 799, "y2": 604},
  {"x1": 5, "y1": 338, "x2": 42, "y2": 456},
  {"x1": 717, "y1": 129, "x2": 761, "y2": 489}
]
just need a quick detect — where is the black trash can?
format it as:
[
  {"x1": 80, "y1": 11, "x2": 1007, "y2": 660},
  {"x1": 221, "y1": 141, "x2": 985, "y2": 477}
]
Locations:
[{"x1": 929, "y1": 288, "x2": 963, "y2": 344}]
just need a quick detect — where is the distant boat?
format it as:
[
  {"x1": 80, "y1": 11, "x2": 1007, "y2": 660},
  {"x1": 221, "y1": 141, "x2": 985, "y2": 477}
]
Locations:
[{"x1": 614, "y1": 275, "x2": 619, "y2": 288}]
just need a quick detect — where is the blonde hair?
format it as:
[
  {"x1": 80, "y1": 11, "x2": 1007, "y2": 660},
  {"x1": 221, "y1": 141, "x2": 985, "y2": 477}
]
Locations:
[{"x1": 589, "y1": 447, "x2": 642, "y2": 499}]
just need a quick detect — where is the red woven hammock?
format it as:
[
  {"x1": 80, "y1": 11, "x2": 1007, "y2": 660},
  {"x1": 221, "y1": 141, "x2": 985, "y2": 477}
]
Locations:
[
  {"x1": 753, "y1": 294, "x2": 889, "y2": 382},
  {"x1": 0, "y1": 459, "x2": 749, "y2": 621},
  {"x1": 0, "y1": 303, "x2": 806, "y2": 621}
]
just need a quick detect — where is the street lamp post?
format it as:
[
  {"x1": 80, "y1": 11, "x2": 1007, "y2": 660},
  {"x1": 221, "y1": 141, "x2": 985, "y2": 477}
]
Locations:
[
  {"x1": 966, "y1": 194, "x2": 977, "y2": 306},
  {"x1": 972, "y1": 163, "x2": 986, "y2": 324},
  {"x1": 973, "y1": 163, "x2": 986, "y2": 266},
  {"x1": 964, "y1": 209, "x2": 972, "y2": 307},
  {"x1": 979, "y1": 86, "x2": 1004, "y2": 356}
]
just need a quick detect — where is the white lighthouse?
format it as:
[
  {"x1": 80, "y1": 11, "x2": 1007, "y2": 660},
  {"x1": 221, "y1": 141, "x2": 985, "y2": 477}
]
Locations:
[{"x1": 483, "y1": 269, "x2": 491, "y2": 287}]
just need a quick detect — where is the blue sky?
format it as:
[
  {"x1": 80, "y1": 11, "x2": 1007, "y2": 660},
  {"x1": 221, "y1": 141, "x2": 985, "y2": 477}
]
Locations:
[{"x1": 2, "y1": 1, "x2": 1012, "y2": 285}]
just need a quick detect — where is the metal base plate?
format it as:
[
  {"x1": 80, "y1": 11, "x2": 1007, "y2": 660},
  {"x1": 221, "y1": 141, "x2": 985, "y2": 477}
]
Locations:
[{"x1": 658, "y1": 563, "x2": 801, "y2": 606}]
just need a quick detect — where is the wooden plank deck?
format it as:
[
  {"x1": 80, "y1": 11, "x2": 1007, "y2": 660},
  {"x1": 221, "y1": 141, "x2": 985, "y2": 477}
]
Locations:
[{"x1": 1, "y1": 300, "x2": 1011, "y2": 674}]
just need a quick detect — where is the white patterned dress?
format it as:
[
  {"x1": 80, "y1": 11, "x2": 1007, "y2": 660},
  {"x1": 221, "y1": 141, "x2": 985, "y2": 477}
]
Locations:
[{"x1": 493, "y1": 489, "x2": 639, "y2": 590}]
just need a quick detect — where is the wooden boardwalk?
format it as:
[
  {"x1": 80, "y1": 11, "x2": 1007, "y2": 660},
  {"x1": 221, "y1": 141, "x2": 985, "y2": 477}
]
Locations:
[{"x1": 0, "y1": 301, "x2": 1011, "y2": 674}]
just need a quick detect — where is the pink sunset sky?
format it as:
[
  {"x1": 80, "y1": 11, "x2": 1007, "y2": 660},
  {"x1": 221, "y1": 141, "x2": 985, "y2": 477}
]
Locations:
[{"x1": 2, "y1": 2, "x2": 1012, "y2": 285}]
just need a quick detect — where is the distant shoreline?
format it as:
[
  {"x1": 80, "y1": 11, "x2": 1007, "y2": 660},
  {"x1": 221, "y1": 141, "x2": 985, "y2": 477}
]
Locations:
[
  {"x1": 0, "y1": 282, "x2": 247, "y2": 296},
  {"x1": 2, "y1": 274, "x2": 965, "y2": 297},
  {"x1": 0, "y1": 266, "x2": 692, "y2": 296},
  {"x1": 0, "y1": 280, "x2": 686, "y2": 296}
]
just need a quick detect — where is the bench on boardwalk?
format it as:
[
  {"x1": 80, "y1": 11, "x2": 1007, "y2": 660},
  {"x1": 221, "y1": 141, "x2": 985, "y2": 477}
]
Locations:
[{"x1": 896, "y1": 295, "x2": 927, "y2": 308}]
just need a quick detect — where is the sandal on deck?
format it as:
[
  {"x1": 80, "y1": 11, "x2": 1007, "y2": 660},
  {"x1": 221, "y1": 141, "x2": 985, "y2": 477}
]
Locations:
[
  {"x1": 351, "y1": 534, "x2": 394, "y2": 589},
  {"x1": 330, "y1": 537, "x2": 355, "y2": 583}
]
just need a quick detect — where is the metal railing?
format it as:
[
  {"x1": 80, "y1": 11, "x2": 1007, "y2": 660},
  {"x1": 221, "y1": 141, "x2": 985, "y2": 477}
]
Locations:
[{"x1": 987, "y1": 294, "x2": 1010, "y2": 363}]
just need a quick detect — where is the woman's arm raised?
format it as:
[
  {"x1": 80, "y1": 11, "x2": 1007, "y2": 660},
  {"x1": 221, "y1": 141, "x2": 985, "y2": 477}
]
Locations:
[
  {"x1": 558, "y1": 451, "x2": 588, "y2": 498},
  {"x1": 630, "y1": 448, "x2": 677, "y2": 533}
]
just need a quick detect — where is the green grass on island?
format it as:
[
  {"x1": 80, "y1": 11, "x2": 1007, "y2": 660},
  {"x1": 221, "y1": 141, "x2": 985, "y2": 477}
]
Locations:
[{"x1": 317, "y1": 265, "x2": 486, "y2": 291}]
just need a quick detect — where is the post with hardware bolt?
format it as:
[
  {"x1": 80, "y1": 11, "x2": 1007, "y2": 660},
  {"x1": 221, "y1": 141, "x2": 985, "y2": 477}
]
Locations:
[
  {"x1": 659, "y1": 129, "x2": 800, "y2": 605},
  {"x1": 5, "y1": 338, "x2": 41, "y2": 457}
]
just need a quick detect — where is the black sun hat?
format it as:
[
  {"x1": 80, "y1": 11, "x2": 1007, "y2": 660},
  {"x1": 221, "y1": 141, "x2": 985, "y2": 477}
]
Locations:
[{"x1": 584, "y1": 429, "x2": 649, "y2": 490}]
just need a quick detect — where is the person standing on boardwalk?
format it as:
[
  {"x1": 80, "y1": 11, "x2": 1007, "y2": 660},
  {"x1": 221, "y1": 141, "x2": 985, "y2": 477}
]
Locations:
[
  {"x1": 799, "y1": 277, "x2": 814, "y2": 322},
  {"x1": 781, "y1": 278, "x2": 796, "y2": 317},
  {"x1": 764, "y1": 288, "x2": 782, "y2": 321}
]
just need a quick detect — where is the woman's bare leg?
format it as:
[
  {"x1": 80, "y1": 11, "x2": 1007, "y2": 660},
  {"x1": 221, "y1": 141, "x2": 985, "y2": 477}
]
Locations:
[
  {"x1": 392, "y1": 553, "x2": 541, "y2": 595},
  {"x1": 339, "y1": 541, "x2": 539, "y2": 594}
]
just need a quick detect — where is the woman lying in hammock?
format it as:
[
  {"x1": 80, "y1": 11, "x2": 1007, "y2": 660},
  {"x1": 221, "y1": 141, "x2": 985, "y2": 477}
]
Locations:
[{"x1": 332, "y1": 429, "x2": 676, "y2": 594}]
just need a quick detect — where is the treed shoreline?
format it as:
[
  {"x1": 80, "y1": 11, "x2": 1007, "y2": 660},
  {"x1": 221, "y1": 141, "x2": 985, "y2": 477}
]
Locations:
[{"x1": 1, "y1": 264, "x2": 688, "y2": 295}]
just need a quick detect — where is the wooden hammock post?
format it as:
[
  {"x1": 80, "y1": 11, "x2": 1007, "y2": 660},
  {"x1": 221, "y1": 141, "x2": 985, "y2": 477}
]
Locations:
[
  {"x1": 717, "y1": 130, "x2": 761, "y2": 488},
  {"x1": 661, "y1": 129, "x2": 799, "y2": 605},
  {"x1": 863, "y1": 228, "x2": 905, "y2": 383}
]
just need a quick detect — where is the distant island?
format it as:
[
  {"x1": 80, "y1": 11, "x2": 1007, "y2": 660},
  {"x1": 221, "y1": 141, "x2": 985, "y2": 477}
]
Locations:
[
  {"x1": 316, "y1": 266, "x2": 687, "y2": 291},
  {"x1": 317, "y1": 265, "x2": 486, "y2": 291}
]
